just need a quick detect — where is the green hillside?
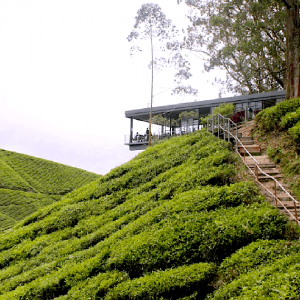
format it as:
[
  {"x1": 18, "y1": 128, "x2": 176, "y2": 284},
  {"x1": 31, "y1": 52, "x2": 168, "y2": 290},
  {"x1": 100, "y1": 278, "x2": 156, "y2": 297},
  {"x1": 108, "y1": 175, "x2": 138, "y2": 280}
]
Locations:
[
  {"x1": 254, "y1": 98, "x2": 300, "y2": 197},
  {"x1": 0, "y1": 130, "x2": 298, "y2": 299},
  {"x1": 0, "y1": 149, "x2": 100, "y2": 231}
]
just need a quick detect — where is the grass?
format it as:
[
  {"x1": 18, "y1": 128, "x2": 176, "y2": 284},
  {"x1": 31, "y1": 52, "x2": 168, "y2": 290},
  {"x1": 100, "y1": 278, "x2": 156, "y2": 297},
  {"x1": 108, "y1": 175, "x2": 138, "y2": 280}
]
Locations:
[
  {"x1": 0, "y1": 149, "x2": 100, "y2": 231},
  {"x1": 0, "y1": 129, "x2": 298, "y2": 299}
]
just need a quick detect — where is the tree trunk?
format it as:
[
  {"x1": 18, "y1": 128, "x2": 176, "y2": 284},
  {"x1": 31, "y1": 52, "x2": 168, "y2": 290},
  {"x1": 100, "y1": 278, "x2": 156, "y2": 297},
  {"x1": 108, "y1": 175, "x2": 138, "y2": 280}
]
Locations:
[
  {"x1": 285, "y1": 1, "x2": 300, "y2": 99},
  {"x1": 149, "y1": 24, "x2": 154, "y2": 146}
]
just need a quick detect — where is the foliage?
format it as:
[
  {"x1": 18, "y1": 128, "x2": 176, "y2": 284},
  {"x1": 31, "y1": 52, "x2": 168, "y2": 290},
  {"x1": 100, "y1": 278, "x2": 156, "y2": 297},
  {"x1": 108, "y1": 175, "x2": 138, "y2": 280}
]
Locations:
[
  {"x1": 217, "y1": 239, "x2": 300, "y2": 285},
  {"x1": 209, "y1": 251, "x2": 300, "y2": 299},
  {"x1": 152, "y1": 114, "x2": 168, "y2": 126},
  {"x1": 280, "y1": 107, "x2": 300, "y2": 129},
  {"x1": 254, "y1": 98, "x2": 300, "y2": 198},
  {"x1": 255, "y1": 98, "x2": 300, "y2": 132},
  {"x1": 0, "y1": 130, "x2": 297, "y2": 298},
  {"x1": 202, "y1": 103, "x2": 235, "y2": 123},
  {"x1": 178, "y1": 110, "x2": 198, "y2": 120},
  {"x1": 127, "y1": 3, "x2": 196, "y2": 143},
  {"x1": 0, "y1": 149, "x2": 100, "y2": 231},
  {"x1": 0, "y1": 149, "x2": 100, "y2": 195},
  {"x1": 175, "y1": 0, "x2": 286, "y2": 95},
  {"x1": 105, "y1": 263, "x2": 216, "y2": 299}
]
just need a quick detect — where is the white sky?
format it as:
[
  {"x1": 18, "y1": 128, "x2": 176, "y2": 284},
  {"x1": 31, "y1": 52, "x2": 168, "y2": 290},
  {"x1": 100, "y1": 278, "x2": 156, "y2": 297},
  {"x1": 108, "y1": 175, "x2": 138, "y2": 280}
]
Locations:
[{"x1": 0, "y1": 1, "x2": 228, "y2": 175}]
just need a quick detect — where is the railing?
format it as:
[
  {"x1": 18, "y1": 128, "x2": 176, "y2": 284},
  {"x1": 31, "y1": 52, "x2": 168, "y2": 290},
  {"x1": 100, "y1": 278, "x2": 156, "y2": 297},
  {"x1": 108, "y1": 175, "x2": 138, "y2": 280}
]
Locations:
[{"x1": 207, "y1": 113, "x2": 300, "y2": 226}]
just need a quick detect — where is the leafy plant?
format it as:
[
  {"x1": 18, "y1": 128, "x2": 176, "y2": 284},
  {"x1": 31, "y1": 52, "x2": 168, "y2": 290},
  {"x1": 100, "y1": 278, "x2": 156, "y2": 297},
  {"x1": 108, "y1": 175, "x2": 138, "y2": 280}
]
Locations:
[{"x1": 202, "y1": 103, "x2": 235, "y2": 123}]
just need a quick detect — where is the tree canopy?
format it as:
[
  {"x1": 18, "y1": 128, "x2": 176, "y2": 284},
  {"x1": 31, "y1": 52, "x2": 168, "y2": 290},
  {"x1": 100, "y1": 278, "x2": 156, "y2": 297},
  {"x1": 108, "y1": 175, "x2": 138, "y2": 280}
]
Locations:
[
  {"x1": 128, "y1": 3, "x2": 197, "y2": 145},
  {"x1": 176, "y1": 0, "x2": 299, "y2": 99},
  {"x1": 175, "y1": 0, "x2": 286, "y2": 95}
]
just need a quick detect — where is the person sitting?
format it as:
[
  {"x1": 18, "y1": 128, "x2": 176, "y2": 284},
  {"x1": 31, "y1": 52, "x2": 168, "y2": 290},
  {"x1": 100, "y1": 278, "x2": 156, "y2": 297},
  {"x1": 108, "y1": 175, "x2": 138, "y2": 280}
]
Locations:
[{"x1": 135, "y1": 132, "x2": 139, "y2": 142}]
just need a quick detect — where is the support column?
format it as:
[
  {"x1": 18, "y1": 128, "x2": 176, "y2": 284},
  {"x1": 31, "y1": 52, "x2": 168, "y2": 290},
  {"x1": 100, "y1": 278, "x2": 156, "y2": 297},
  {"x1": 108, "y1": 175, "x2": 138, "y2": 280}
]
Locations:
[
  {"x1": 169, "y1": 116, "x2": 172, "y2": 136},
  {"x1": 130, "y1": 118, "x2": 133, "y2": 143},
  {"x1": 198, "y1": 108, "x2": 200, "y2": 130}
]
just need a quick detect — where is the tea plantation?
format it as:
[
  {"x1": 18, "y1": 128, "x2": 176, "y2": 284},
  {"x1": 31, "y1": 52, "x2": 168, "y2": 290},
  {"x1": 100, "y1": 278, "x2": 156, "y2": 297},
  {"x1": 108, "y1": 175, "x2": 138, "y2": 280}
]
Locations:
[
  {"x1": 0, "y1": 130, "x2": 299, "y2": 299},
  {"x1": 0, "y1": 149, "x2": 100, "y2": 231}
]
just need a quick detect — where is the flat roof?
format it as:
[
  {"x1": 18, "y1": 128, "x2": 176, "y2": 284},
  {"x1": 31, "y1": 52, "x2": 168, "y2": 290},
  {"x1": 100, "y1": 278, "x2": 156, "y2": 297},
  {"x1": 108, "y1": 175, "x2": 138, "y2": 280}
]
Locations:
[{"x1": 125, "y1": 90, "x2": 286, "y2": 122}]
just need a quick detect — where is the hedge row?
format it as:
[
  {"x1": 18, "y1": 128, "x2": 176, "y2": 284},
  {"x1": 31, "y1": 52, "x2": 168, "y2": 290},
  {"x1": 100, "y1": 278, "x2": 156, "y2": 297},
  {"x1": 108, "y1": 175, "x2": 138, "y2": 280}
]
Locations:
[
  {"x1": 255, "y1": 98, "x2": 300, "y2": 132},
  {"x1": 0, "y1": 130, "x2": 296, "y2": 299},
  {"x1": 0, "y1": 149, "x2": 100, "y2": 196},
  {"x1": 210, "y1": 252, "x2": 300, "y2": 299},
  {"x1": 105, "y1": 263, "x2": 216, "y2": 300}
]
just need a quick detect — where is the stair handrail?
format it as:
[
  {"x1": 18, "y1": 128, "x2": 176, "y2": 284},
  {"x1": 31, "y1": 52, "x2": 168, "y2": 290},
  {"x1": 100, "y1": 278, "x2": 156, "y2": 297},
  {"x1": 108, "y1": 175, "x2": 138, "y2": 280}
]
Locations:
[{"x1": 207, "y1": 113, "x2": 299, "y2": 225}]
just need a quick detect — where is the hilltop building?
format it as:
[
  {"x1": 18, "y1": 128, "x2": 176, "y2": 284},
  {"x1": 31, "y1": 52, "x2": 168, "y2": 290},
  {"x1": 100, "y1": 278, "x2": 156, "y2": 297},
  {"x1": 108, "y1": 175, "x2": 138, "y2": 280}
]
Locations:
[{"x1": 125, "y1": 90, "x2": 286, "y2": 151}]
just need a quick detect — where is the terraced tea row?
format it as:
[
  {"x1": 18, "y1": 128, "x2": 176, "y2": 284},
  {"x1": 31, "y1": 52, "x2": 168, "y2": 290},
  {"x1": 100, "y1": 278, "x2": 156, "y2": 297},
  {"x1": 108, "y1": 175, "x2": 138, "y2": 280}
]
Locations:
[
  {"x1": 0, "y1": 149, "x2": 100, "y2": 231},
  {"x1": 0, "y1": 130, "x2": 297, "y2": 299}
]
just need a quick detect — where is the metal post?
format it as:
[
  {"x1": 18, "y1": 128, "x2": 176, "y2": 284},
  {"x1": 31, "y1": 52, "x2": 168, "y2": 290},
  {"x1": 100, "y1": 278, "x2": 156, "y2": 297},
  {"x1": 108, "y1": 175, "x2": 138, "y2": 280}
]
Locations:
[
  {"x1": 130, "y1": 117, "x2": 133, "y2": 143},
  {"x1": 255, "y1": 165, "x2": 258, "y2": 181},
  {"x1": 218, "y1": 114, "x2": 220, "y2": 138},
  {"x1": 223, "y1": 117, "x2": 225, "y2": 140},
  {"x1": 212, "y1": 115, "x2": 214, "y2": 134},
  {"x1": 274, "y1": 181, "x2": 277, "y2": 208},
  {"x1": 198, "y1": 108, "x2": 200, "y2": 131},
  {"x1": 235, "y1": 124, "x2": 238, "y2": 151},
  {"x1": 294, "y1": 201, "x2": 298, "y2": 224},
  {"x1": 227, "y1": 118, "x2": 230, "y2": 142}
]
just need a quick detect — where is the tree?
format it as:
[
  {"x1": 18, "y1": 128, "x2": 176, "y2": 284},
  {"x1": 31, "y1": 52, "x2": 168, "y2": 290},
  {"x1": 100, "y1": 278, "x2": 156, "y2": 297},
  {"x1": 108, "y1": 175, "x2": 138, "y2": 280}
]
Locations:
[
  {"x1": 278, "y1": 0, "x2": 300, "y2": 99},
  {"x1": 128, "y1": 3, "x2": 196, "y2": 146},
  {"x1": 175, "y1": 0, "x2": 286, "y2": 95}
]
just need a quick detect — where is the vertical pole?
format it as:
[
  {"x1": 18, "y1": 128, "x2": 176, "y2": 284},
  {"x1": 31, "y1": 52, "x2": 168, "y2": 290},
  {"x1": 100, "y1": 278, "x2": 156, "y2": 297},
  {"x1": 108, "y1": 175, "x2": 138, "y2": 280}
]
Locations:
[
  {"x1": 255, "y1": 165, "x2": 258, "y2": 181},
  {"x1": 274, "y1": 181, "x2": 277, "y2": 208},
  {"x1": 223, "y1": 117, "x2": 225, "y2": 140},
  {"x1": 212, "y1": 115, "x2": 214, "y2": 134},
  {"x1": 148, "y1": 23, "x2": 154, "y2": 147},
  {"x1": 294, "y1": 202, "x2": 299, "y2": 225},
  {"x1": 130, "y1": 117, "x2": 133, "y2": 143},
  {"x1": 235, "y1": 124, "x2": 238, "y2": 151},
  {"x1": 218, "y1": 114, "x2": 220, "y2": 138},
  {"x1": 227, "y1": 118, "x2": 230, "y2": 142},
  {"x1": 198, "y1": 109, "x2": 200, "y2": 130},
  {"x1": 169, "y1": 116, "x2": 172, "y2": 136}
]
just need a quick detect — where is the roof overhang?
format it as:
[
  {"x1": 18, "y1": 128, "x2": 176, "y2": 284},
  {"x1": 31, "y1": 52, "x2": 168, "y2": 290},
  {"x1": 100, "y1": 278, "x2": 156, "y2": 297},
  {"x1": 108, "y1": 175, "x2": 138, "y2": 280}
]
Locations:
[{"x1": 125, "y1": 90, "x2": 286, "y2": 122}]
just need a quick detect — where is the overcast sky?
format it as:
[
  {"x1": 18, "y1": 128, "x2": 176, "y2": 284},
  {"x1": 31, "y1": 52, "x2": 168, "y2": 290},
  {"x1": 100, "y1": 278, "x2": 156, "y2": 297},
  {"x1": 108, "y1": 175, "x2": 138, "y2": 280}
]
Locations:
[{"x1": 0, "y1": 1, "x2": 228, "y2": 175}]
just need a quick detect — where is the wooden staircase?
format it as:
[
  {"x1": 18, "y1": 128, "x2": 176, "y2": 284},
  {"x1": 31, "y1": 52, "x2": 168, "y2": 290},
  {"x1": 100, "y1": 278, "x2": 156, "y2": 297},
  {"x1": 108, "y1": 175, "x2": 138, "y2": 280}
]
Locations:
[{"x1": 237, "y1": 122, "x2": 300, "y2": 224}]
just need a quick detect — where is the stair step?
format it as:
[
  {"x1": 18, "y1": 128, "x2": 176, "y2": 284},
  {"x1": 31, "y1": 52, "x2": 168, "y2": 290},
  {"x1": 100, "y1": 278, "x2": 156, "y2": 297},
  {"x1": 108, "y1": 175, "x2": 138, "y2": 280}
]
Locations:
[
  {"x1": 242, "y1": 140, "x2": 255, "y2": 145},
  {"x1": 240, "y1": 136, "x2": 253, "y2": 141},
  {"x1": 257, "y1": 168, "x2": 281, "y2": 175},
  {"x1": 249, "y1": 163, "x2": 277, "y2": 168},
  {"x1": 258, "y1": 174, "x2": 283, "y2": 181},
  {"x1": 278, "y1": 204, "x2": 300, "y2": 210},
  {"x1": 274, "y1": 194, "x2": 295, "y2": 200},
  {"x1": 239, "y1": 145, "x2": 261, "y2": 154}
]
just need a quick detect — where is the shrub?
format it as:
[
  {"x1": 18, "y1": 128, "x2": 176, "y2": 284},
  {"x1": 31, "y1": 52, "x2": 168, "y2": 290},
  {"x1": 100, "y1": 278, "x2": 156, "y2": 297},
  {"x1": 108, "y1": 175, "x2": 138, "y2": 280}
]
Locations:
[
  {"x1": 280, "y1": 107, "x2": 300, "y2": 129},
  {"x1": 202, "y1": 103, "x2": 235, "y2": 123},
  {"x1": 105, "y1": 263, "x2": 216, "y2": 300},
  {"x1": 209, "y1": 252, "x2": 300, "y2": 299},
  {"x1": 217, "y1": 239, "x2": 300, "y2": 285},
  {"x1": 255, "y1": 98, "x2": 300, "y2": 132},
  {"x1": 289, "y1": 121, "x2": 300, "y2": 142}
]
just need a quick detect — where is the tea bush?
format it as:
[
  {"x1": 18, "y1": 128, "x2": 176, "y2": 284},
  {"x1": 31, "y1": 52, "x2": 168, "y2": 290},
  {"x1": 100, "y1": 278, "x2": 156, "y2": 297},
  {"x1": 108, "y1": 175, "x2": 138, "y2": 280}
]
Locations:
[
  {"x1": 217, "y1": 239, "x2": 300, "y2": 285},
  {"x1": 0, "y1": 149, "x2": 100, "y2": 231},
  {"x1": 280, "y1": 107, "x2": 300, "y2": 129},
  {"x1": 255, "y1": 97, "x2": 300, "y2": 132},
  {"x1": 105, "y1": 263, "x2": 216, "y2": 300},
  {"x1": 209, "y1": 252, "x2": 300, "y2": 299},
  {"x1": 0, "y1": 130, "x2": 297, "y2": 299}
]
